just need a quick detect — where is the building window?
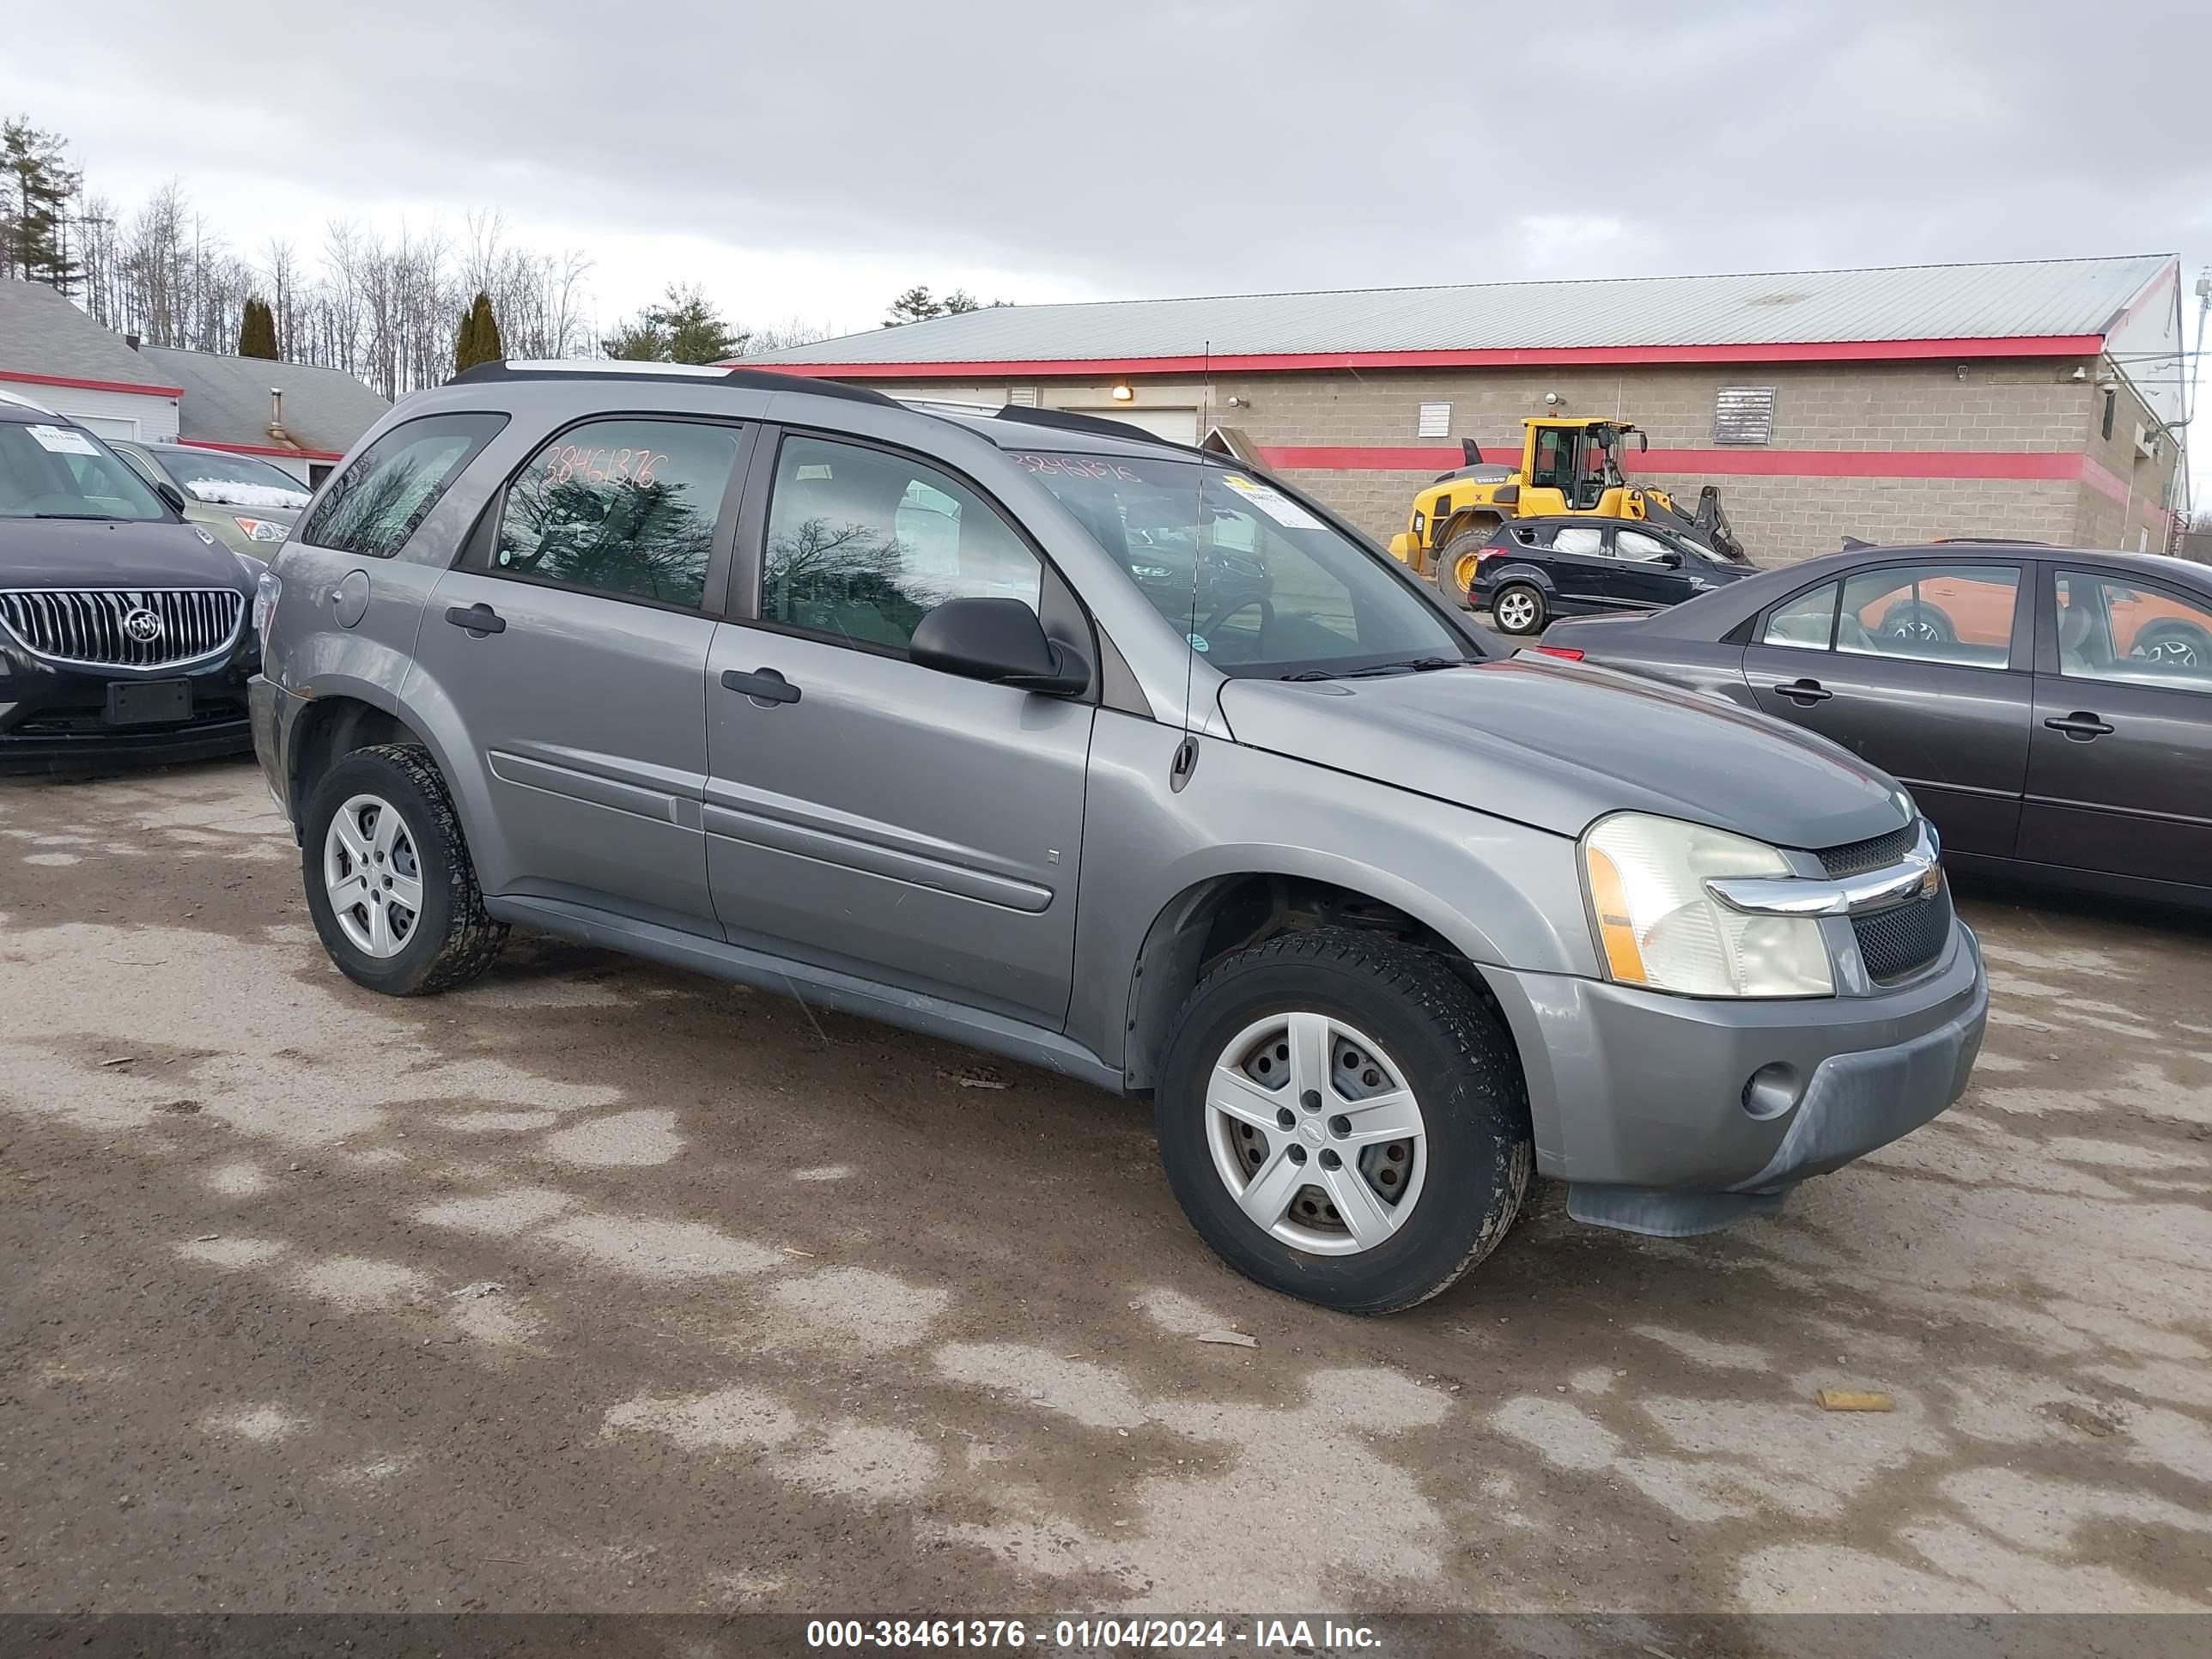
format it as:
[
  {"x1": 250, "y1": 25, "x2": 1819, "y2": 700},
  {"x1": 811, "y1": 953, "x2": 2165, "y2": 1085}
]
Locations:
[
  {"x1": 1416, "y1": 402, "x2": 1452, "y2": 439},
  {"x1": 1713, "y1": 386, "x2": 1776, "y2": 445}
]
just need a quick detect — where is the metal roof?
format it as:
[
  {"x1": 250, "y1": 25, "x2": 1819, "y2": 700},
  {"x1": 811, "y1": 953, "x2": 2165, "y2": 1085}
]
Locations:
[
  {"x1": 750, "y1": 254, "x2": 2173, "y2": 368},
  {"x1": 0, "y1": 278, "x2": 181, "y2": 392},
  {"x1": 141, "y1": 347, "x2": 390, "y2": 458}
]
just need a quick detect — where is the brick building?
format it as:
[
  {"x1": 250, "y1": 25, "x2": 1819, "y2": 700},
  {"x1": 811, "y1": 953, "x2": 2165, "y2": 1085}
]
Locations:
[{"x1": 748, "y1": 255, "x2": 2191, "y2": 565}]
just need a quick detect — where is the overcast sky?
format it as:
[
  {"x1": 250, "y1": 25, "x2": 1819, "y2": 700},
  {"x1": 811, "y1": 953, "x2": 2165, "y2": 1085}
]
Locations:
[{"x1": 3, "y1": 0, "x2": 2207, "y2": 378}]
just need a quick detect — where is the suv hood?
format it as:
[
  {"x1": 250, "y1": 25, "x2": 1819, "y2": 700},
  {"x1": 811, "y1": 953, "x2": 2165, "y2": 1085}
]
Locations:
[
  {"x1": 0, "y1": 517, "x2": 249, "y2": 591},
  {"x1": 1217, "y1": 656, "x2": 1911, "y2": 851}
]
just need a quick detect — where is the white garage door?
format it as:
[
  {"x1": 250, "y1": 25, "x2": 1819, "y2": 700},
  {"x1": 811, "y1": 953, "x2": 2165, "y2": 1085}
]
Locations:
[
  {"x1": 71, "y1": 413, "x2": 140, "y2": 440},
  {"x1": 1066, "y1": 407, "x2": 1198, "y2": 444}
]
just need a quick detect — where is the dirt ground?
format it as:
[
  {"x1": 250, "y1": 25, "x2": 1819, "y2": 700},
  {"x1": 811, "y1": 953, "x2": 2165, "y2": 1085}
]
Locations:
[{"x1": 2, "y1": 757, "x2": 2209, "y2": 1623}]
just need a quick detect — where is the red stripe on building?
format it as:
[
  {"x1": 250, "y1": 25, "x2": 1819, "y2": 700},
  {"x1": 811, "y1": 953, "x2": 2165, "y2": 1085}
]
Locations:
[
  {"x1": 1258, "y1": 445, "x2": 2091, "y2": 482},
  {"x1": 1, "y1": 368, "x2": 185, "y2": 399},
  {"x1": 175, "y1": 438, "x2": 344, "y2": 462},
  {"x1": 2077, "y1": 454, "x2": 2131, "y2": 505},
  {"x1": 747, "y1": 335, "x2": 2106, "y2": 380}
]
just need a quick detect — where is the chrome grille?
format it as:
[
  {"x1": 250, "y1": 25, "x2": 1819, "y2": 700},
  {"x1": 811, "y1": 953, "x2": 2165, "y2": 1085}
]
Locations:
[{"x1": 0, "y1": 587, "x2": 245, "y2": 669}]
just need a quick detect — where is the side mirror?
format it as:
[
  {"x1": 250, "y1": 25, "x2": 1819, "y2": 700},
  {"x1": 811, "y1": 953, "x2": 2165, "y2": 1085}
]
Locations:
[
  {"x1": 1656, "y1": 550, "x2": 1684, "y2": 568},
  {"x1": 154, "y1": 480, "x2": 189, "y2": 514},
  {"x1": 910, "y1": 597, "x2": 1091, "y2": 696},
  {"x1": 1491, "y1": 483, "x2": 1521, "y2": 507}
]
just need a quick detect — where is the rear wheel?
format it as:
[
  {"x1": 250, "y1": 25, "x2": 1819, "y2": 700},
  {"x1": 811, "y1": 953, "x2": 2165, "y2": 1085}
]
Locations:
[
  {"x1": 302, "y1": 744, "x2": 507, "y2": 996},
  {"x1": 1492, "y1": 582, "x2": 1547, "y2": 635},
  {"x1": 1155, "y1": 929, "x2": 1533, "y2": 1314},
  {"x1": 1879, "y1": 600, "x2": 1955, "y2": 644}
]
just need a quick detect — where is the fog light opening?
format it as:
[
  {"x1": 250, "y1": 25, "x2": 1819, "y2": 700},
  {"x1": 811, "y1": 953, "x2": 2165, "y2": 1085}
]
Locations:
[{"x1": 1742, "y1": 1062, "x2": 1804, "y2": 1121}]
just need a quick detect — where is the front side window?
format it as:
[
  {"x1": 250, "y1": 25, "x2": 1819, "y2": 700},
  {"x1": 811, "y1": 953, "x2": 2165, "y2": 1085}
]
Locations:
[
  {"x1": 1840, "y1": 564, "x2": 2019, "y2": 668},
  {"x1": 762, "y1": 434, "x2": 1042, "y2": 652},
  {"x1": 0, "y1": 421, "x2": 167, "y2": 521},
  {"x1": 1761, "y1": 581, "x2": 1838, "y2": 650},
  {"x1": 2055, "y1": 571, "x2": 2212, "y2": 694},
  {"x1": 495, "y1": 418, "x2": 741, "y2": 610},
  {"x1": 300, "y1": 412, "x2": 506, "y2": 559},
  {"x1": 1015, "y1": 451, "x2": 1470, "y2": 677},
  {"x1": 1615, "y1": 529, "x2": 1674, "y2": 563}
]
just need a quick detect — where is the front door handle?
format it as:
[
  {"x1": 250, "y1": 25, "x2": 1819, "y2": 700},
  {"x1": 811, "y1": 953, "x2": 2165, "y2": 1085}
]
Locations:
[
  {"x1": 444, "y1": 603, "x2": 506, "y2": 636},
  {"x1": 2044, "y1": 712, "x2": 2114, "y2": 741},
  {"x1": 1776, "y1": 678, "x2": 1832, "y2": 704},
  {"x1": 721, "y1": 667, "x2": 801, "y2": 706}
]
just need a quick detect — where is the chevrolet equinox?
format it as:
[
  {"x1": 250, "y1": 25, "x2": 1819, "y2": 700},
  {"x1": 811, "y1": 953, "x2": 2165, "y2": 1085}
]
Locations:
[{"x1": 251, "y1": 362, "x2": 1987, "y2": 1312}]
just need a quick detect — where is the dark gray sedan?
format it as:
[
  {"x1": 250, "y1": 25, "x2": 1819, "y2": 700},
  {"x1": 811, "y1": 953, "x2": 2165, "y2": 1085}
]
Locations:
[{"x1": 1536, "y1": 542, "x2": 2212, "y2": 909}]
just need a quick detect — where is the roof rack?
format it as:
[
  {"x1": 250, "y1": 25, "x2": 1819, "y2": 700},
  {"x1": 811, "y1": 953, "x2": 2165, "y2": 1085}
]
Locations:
[
  {"x1": 992, "y1": 404, "x2": 1180, "y2": 447},
  {"x1": 445, "y1": 359, "x2": 898, "y2": 407}
]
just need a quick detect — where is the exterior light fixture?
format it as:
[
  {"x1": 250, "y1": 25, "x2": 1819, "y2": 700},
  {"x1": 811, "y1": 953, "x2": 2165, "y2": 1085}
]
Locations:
[{"x1": 1110, "y1": 382, "x2": 1134, "y2": 403}]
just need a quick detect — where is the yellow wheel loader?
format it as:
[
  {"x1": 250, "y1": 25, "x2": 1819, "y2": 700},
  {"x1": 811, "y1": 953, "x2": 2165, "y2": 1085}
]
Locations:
[{"x1": 1388, "y1": 418, "x2": 1744, "y2": 595}]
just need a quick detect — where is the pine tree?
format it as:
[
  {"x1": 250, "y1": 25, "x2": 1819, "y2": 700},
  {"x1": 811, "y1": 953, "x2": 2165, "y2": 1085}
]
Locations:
[
  {"x1": 238, "y1": 297, "x2": 279, "y2": 359},
  {"x1": 453, "y1": 289, "x2": 503, "y2": 372},
  {"x1": 0, "y1": 117, "x2": 82, "y2": 289},
  {"x1": 600, "y1": 284, "x2": 744, "y2": 364}
]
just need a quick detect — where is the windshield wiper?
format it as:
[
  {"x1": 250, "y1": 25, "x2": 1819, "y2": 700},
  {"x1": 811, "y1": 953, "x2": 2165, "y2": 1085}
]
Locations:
[
  {"x1": 27, "y1": 511, "x2": 122, "y2": 520},
  {"x1": 1280, "y1": 668, "x2": 1340, "y2": 682},
  {"x1": 1339, "y1": 656, "x2": 1466, "y2": 678}
]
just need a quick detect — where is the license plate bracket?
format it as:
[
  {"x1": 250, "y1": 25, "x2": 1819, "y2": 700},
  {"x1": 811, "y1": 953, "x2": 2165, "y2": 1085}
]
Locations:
[{"x1": 106, "y1": 679, "x2": 193, "y2": 726}]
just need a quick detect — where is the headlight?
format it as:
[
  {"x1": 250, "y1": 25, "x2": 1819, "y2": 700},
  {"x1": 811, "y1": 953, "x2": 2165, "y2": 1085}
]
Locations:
[
  {"x1": 234, "y1": 516, "x2": 289, "y2": 543},
  {"x1": 1412, "y1": 511, "x2": 1427, "y2": 538},
  {"x1": 251, "y1": 566, "x2": 283, "y2": 638},
  {"x1": 1582, "y1": 813, "x2": 1833, "y2": 998}
]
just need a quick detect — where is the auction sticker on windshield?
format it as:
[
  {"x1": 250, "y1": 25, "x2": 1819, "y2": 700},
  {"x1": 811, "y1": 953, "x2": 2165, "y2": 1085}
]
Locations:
[
  {"x1": 1219, "y1": 472, "x2": 1322, "y2": 530},
  {"x1": 26, "y1": 424, "x2": 100, "y2": 456}
]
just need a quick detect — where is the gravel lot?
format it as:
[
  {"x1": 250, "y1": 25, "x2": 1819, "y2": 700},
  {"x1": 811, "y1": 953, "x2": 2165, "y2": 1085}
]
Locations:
[{"x1": 3, "y1": 757, "x2": 2209, "y2": 1620}]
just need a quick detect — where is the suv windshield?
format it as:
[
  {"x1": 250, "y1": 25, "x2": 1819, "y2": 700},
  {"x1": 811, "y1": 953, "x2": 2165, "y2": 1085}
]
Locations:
[
  {"x1": 0, "y1": 420, "x2": 169, "y2": 521},
  {"x1": 153, "y1": 448, "x2": 311, "y2": 508},
  {"x1": 1014, "y1": 451, "x2": 1474, "y2": 677}
]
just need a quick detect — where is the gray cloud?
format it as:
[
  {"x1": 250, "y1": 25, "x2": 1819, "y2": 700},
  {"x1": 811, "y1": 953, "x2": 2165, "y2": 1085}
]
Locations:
[{"x1": 23, "y1": 0, "x2": 2212, "y2": 319}]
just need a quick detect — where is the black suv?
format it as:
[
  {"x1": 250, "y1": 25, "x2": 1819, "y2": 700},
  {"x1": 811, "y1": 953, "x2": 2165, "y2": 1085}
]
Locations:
[
  {"x1": 1471, "y1": 515, "x2": 1756, "y2": 636},
  {"x1": 0, "y1": 402, "x2": 261, "y2": 772}
]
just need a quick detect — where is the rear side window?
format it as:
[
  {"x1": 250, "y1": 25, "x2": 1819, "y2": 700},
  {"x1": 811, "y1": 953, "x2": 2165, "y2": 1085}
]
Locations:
[
  {"x1": 299, "y1": 412, "x2": 507, "y2": 559},
  {"x1": 1838, "y1": 563, "x2": 2019, "y2": 668},
  {"x1": 1762, "y1": 582, "x2": 1838, "y2": 649},
  {"x1": 495, "y1": 418, "x2": 744, "y2": 611},
  {"x1": 1552, "y1": 526, "x2": 1604, "y2": 556}
]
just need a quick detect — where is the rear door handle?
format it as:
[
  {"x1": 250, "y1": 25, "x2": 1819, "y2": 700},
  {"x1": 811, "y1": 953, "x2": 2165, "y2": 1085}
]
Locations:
[
  {"x1": 721, "y1": 667, "x2": 801, "y2": 706},
  {"x1": 2044, "y1": 712, "x2": 2113, "y2": 740},
  {"x1": 444, "y1": 604, "x2": 506, "y2": 636},
  {"x1": 1776, "y1": 678, "x2": 1832, "y2": 704}
]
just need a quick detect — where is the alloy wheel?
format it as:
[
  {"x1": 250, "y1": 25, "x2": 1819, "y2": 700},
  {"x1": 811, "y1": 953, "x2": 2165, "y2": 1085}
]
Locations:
[
  {"x1": 1205, "y1": 1012, "x2": 1427, "y2": 1255},
  {"x1": 1495, "y1": 590, "x2": 1539, "y2": 632},
  {"x1": 323, "y1": 793, "x2": 424, "y2": 959}
]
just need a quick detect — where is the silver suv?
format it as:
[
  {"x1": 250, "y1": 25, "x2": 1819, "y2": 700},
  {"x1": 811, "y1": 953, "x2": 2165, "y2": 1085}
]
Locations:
[{"x1": 250, "y1": 362, "x2": 1987, "y2": 1313}]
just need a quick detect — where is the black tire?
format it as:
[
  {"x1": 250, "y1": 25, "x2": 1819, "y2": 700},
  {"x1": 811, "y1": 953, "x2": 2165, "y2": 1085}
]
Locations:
[
  {"x1": 1490, "y1": 580, "x2": 1548, "y2": 635},
  {"x1": 301, "y1": 742, "x2": 507, "y2": 996},
  {"x1": 1880, "y1": 600, "x2": 1955, "y2": 643},
  {"x1": 1435, "y1": 524, "x2": 1497, "y2": 602},
  {"x1": 1153, "y1": 929, "x2": 1533, "y2": 1315},
  {"x1": 2129, "y1": 621, "x2": 2210, "y2": 670}
]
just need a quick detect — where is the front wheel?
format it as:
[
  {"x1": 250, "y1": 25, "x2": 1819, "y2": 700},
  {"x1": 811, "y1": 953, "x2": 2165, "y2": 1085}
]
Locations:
[
  {"x1": 1491, "y1": 581, "x2": 1548, "y2": 635},
  {"x1": 302, "y1": 743, "x2": 507, "y2": 996},
  {"x1": 1154, "y1": 929, "x2": 1533, "y2": 1314}
]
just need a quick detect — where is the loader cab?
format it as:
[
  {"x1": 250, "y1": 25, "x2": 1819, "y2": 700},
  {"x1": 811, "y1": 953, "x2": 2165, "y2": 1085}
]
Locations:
[{"x1": 1525, "y1": 421, "x2": 1644, "y2": 512}]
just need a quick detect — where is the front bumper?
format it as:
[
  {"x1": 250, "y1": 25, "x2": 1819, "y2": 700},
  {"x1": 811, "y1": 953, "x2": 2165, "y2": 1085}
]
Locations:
[
  {"x1": 0, "y1": 645, "x2": 257, "y2": 775},
  {"x1": 1486, "y1": 920, "x2": 1986, "y2": 1236}
]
